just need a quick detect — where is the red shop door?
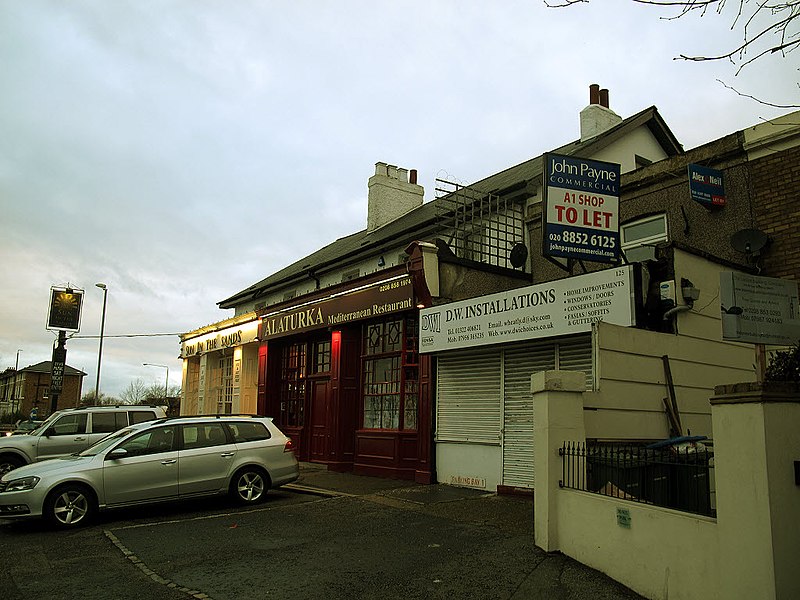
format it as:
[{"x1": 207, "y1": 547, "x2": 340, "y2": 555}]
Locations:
[{"x1": 309, "y1": 378, "x2": 331, "y2": 462}]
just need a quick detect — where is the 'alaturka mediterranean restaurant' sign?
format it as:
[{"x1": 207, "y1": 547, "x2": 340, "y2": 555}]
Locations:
[
  {"x1": 419, "y1": 266, "x2": 634, "y2": 353},
  {"x1": 260, "y1": 276, "x2": 414, "y2": 341}
]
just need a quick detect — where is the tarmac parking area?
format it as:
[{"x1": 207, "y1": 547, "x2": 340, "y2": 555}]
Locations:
[{"x1": 1, "y1": 481, "x2": 643, "y2": 600}]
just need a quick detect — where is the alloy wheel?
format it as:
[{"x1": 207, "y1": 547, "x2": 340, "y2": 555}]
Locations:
[
  {"x1": 52, "y1": 489, "x2": 90, "y2": 526},
  {"x1": 236, "y1": 471, "x2": 265, "y2": 503}
]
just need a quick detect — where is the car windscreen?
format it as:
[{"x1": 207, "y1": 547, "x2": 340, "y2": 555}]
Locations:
[{"x1": 78, "y1": 427, "x2": 135, "y2": 456}]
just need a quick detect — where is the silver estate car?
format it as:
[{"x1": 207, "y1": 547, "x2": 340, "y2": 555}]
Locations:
[{"x1": 0, "y1": 415, "x2": 299, "y2": 528}]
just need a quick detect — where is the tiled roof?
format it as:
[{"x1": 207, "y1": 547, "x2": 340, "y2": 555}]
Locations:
[
  {"x1": 19, "y1": 361, "x2": 87, "y2": 376},
  {"x1": 219, "y1": 106, "x2": 681, "y2": 309}
]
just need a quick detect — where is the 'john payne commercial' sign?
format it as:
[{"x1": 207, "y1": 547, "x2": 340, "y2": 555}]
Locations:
[{"x1": 543, "y1": 153, "x2": 621, "y2": 264}]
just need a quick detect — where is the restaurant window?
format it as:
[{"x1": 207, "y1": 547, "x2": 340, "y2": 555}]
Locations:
[
  {"x1": 313, "y1": 340, "x2": 331, "y2": 374},
  {"x1": 362, "y1": 316, "x2": 418, "y2": 431},
  {"x1": 216, "y1": 354, "x2": 233, "y2": 414},
  {"x1": 280, "y1": 343, "x2": 306, "y2": 427}
]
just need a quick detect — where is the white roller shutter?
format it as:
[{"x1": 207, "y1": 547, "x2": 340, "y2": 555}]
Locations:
[
  {"x1": 435, "y1": 334, "x2": 594, "y2": 490},
  {"x1": 436, "y1": 349, "x2": 501, "y2": 444},
  {"x1": 556, "y1": 334, "x2": 593, "y2": 391},
  {"x1": 502, "y1": 342, "x2": 556, "y2": 488}
]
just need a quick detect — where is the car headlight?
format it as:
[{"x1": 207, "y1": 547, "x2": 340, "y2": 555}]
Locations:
[{"x1": 4, "y1": 476, "x2": 40, "y2": 492}]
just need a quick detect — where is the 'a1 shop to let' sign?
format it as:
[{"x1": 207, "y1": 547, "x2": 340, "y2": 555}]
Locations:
[{"x1": 543, "y1": 153, "x2": 621, "y2": 263}]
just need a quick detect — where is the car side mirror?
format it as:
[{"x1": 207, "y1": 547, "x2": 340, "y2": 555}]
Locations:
[{"x1": 107, "y1": 448, "x2": 129, "y2": 460}]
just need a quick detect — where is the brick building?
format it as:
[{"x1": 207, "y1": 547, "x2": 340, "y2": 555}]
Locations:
[
  {"x1": 0, "y1": 362, "x2": 86, "y2": 419},
  {"x1": 746, "y1": 112, "x2": 800, "y2": 282}
]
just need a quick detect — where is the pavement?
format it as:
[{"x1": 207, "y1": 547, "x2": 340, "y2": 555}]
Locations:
[
  {"x1": 277, "y1": 462, "x2": 645, "y2": 599},
  {"x1": 288, "y1": 461, "x2": 496, "y2": 501},
  {"x1": 1, "y1": 462, "x2": 644, "y2": 600}
]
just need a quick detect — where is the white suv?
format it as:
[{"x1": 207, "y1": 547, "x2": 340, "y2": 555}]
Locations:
[{"x1": 0, "y1": 405, "x2": 167, "y2": 475}]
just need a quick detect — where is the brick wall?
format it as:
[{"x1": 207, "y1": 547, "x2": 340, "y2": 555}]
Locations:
[
  {"x1": 752, "y1": 145, "x2": 800, "y2": 282},
  {"x1": 21, "y1": 372, "x2": 84, "y2": 419}
]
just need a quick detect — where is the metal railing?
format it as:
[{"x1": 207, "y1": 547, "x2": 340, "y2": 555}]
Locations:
[{"x1": 559, "y1": 441, "x2": 716, "y2": 517}]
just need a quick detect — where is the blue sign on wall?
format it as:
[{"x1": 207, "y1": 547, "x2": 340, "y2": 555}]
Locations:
[
  {"x1": 688, "y1": 164, "x2": 726, "y2": 208},
  {"x1": 543, "y1": 153, "x2": 621, "y2": 263}
]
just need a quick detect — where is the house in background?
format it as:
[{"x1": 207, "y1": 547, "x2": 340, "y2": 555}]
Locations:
[{"x1": 0, "y1": 362, "x2": 87, "y2": 419}]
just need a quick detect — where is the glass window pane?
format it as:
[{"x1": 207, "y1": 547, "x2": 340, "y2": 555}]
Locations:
[
  {"x1": 51, "y1": 413, "x2": 87, "y2": 436},
  {"x1": 622, "y1": 215, "x2": 667, "y2": 247},
  {"x1": 91, "y1": 412, "x2": 117, "y2": 434}
]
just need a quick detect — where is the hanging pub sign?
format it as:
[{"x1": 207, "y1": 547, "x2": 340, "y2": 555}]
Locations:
[
  {"x1": 688, "y1": 164, "x2": 726, "y2": 208},
  {"x1": 543, "y1": 153, "x2": 621, "y2": 264},
  {"x1": 46, "y1": 286, "x2": 84, "y2": 332}
]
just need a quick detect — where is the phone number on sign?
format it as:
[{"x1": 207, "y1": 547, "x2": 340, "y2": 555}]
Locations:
[{"x1": 548, "y1": 231, "x2": 616, "y2": 248}]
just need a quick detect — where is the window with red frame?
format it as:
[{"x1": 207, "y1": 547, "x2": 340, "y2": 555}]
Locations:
[
  {"x1": 361, "y1": 316, "x2": 418, "y2": 430},
  {"x1": 279, "y1": 343, "x2": 306, "y2": 427}
]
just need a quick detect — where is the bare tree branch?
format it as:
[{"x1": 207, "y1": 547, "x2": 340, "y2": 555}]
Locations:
[
  {"x1": 547, "y1": 0, "x2": 800, "y2": 71},
  {"x1": 716, "y1": 78, "x2": 800, "y2": 107}
]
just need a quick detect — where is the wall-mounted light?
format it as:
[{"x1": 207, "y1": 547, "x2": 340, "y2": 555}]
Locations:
[{"x1": 680, "y1": 278, "x2": 700, "y2": 306}]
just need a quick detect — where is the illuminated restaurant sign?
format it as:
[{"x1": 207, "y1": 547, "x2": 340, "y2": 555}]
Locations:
[
  {"x1": 181, "y1": 320, "x2": 259, "y2": 358},
  {"x1": 260, "y1": 276, "x2": 415, "y2": 341}
]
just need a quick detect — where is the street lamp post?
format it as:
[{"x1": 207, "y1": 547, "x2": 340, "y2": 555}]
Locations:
[
  {"x1": 143, "y1": 363, "x2": 169, "y2": 402},
  {"x1": 12, "y1": 349, "x2": 22, "y2": 413},
  {"x1": 95, "y1": 283, "x2": 108, "y2": 401}
]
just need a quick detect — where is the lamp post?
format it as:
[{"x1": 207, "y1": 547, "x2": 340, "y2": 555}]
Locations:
[
  {"x1": 143, "y1": 363, "x2": 169, "y2": 402},
  {"x1": 95, "y1": 283, "x2": 108, "y2": 401},
  {"x1": 12, "y1": 349, "x2": 22, "y2": 413}
]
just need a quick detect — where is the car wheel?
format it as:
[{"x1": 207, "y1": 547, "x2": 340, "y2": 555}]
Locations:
[
  {"x1": 0, "y1": 455, "x2": 23, "y2": 477},
  {"x1": 44, "y1": 484, "x2": 96, "y2": 528},
  {"x1": 230, "y1": 467, "x2": 269, "y2": 504}
]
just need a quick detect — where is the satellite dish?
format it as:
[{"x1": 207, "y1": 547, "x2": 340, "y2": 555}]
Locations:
[
  {"x1": 730, "y1": 229, "x2": 769, "y2": 255},
  {"x1": 509, "y1": 243, "x2": 528, "y2": 268}
]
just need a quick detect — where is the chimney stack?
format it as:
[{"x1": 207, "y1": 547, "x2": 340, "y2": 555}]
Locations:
[
  {"x1": 580, "y1": 83, "x2": 621, "y2": 141},
  {"x1": 367, "y1": 162, "x2": 424, "y2": 232}
]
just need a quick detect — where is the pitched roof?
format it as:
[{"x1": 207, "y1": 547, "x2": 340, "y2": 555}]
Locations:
[
  {"x1": 20, "y1": 361, "x2": 87, "y2": 377},
  {"x1": 219, "y1": 106, "x2": 681, "y2": 309}
]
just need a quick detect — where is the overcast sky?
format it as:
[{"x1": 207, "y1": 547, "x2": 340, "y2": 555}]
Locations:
[{"x1": 1, "y1": 1, "x2": 796, "y2": 399}]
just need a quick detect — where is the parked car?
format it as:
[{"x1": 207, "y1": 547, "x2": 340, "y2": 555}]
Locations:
[
  {"x1": 6, "y1": 420, "x2": 45, "y2": 436},
  {"x1": 0, "y1": 415, "x2": 299, "y2": 528},
  {"x1": 0, "y1": 405, "x2": 167, "y2": 475}
]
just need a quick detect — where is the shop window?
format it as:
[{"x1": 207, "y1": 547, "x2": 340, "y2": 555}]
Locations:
[
  {"x1": 361, "y1": 316, "x2": 418, "y2": 431},
  {"x1": 216, "y1": 355, "x2": 234, "y2": 414},
  {"x1": 313, "y1": 340, "x2": 331, "y2": 374},
  {"x1": 280, "y1": 343, "x2": 306, "y2": 427},
  {"x1": 621, "y1": 214, "x2": 668, "y2": 250},
  {"x1": 186, "y1": 359, "x2": 200, "y2": 395}
]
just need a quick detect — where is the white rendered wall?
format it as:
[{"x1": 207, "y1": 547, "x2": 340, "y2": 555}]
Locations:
[{"x1": 436, "y1": 442, "x2": 501, "y2": 491}]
